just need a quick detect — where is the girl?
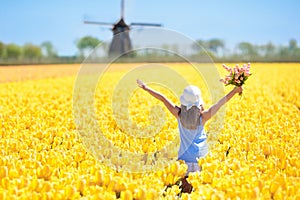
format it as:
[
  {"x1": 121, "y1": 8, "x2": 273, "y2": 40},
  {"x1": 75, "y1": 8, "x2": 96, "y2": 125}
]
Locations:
[{"x1": 136, "y1": 79, "x2": 243, "y2": 193}]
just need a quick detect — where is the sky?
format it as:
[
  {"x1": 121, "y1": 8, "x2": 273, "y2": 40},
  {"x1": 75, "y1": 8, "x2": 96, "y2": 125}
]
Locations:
[{"x1": 1, "y1": 0, "x2": 300, "y2": 56}]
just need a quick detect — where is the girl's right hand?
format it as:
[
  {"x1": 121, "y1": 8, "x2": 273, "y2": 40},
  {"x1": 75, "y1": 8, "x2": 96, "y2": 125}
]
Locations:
[{"x1": 234, "y1": 86, "x2": 243, "y2": 94}]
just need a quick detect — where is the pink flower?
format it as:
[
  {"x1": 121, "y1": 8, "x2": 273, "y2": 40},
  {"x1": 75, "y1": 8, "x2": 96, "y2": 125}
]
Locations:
[
  {"x1": 241, "y1": 64, "x2": 246, "y2": 72},
  {"x1": 222, "y1": 64, "x2": 231, "y2": 72},
  {"x1": 234, "y1": 68, "x2": 238, "y2": 74},
  {"x1": 220, "y1": 63, "x2": 251, "y2": 88},
  {"x1": 225, "y1": 75, "x2": 231, "y2": 80}
]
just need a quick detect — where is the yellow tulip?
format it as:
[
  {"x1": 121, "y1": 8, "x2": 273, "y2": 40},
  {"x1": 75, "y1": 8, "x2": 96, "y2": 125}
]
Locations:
[
  {"x1": 121, "y1": 190, "x2": 133, "y2": 200},
  {"x1": 0, "y1": 63, "x2": 299, "y2": 199},
  {"x1": 202, "y1": 171, "x2": 213, "y2": 184},
  {"x1": 8, "y1": 168, "x2": 19, "y2": 179},
  {"x1": 280, "y1": 157, "x2": 287, "y2": 170},
  {"x1": 29, "y1": 179, "x2": 39, "y2": 191},
  {"x1": 165, "y1": 173, "x2": 174, "y2": 186},
  {"x1": 95, "y1": 171, "x2": 104, "y2": 185},
  {"x1": 116, "y1": 180, "x2": 127, "y2": 192},
  {"x1": 135, "y1": 188, "x2": 147, "y2": 200},
  {"x1": 0, "y1": 166, "x2": 8, "y2": 179},
  {"x1": 41, "y1": 181, "x2": 52, "y2": 193},
  {"x1": 263, "y1": 145, "x2": 272, "y2": 157},
  {"x1": 65, "y1": 185, "x2": 76, "y2": 198},
  {"x1": 76, "y1": 179, "x2": 86, "y2": 193},
  {"x1": 270, "y1": 181, "x2": 280, "y2": 195},
  {"x1": 170, "y1": 161, "x2": 179, "y2": 176}
]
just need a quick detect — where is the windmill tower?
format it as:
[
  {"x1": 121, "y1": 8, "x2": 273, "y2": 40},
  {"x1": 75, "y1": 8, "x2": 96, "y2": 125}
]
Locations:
[{"x1": 84, "y1": 0, "x2": 162, "y2": 56}]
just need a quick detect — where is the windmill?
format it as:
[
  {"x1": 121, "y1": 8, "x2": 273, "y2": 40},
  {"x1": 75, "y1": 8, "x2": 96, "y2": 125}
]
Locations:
[{"x1": 84, "y1": 0, "x2": 162, "y2": 56}]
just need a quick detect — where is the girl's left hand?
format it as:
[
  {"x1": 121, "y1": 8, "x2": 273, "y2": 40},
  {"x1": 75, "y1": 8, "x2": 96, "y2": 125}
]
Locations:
[{"x1": 137, "y1": 79, "x2": 146, "y2": 89}]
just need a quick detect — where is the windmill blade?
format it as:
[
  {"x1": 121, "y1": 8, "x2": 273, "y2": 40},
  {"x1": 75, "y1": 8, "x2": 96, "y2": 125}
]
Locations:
[
  {"x1": 121, "y1": 0, "x2": 125, "y2": 19},
  {"x1": 130, "y1": 22, "x2": 162, "y2": 27},
  {"x1": 84, "y1": 20, "x2": 114, "y2": 26}
]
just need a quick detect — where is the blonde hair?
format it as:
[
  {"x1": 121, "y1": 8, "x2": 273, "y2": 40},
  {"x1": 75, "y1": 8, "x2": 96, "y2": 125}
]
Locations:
[{"x1": 179, "y1": 105, "x2": 204, "y2": 130}]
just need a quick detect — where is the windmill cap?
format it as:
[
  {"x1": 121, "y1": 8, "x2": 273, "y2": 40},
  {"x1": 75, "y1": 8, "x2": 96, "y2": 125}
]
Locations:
[{"x1": 180, "y1": 85, "x2": 204, "y2": 110}]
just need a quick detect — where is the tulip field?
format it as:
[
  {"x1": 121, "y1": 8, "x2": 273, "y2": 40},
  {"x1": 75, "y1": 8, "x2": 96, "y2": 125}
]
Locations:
[{"x1": 0, "y1": 63, "x2": 299, "y2": 199}]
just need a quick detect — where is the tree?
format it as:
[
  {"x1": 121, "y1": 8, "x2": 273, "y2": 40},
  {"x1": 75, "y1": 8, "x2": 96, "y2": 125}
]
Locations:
[
  {"x1": 237, "y1": 42, "x2": 258, "y2": 57},
  {"x1": 194, "y1": 40, "x2": 207, "y2": 51},
  {"x1": 76, "y1": 36, "x2": 101, "y2": 57},
  {"x1": 0, "y1": 42, "x2": 5, "y2": 58},
  {"x1": 192, "y1": 40, "x2": 209, "y2": 57},
  {"x1": 288, "y1": 39, "x2": 297, "y2": 51},
  {"x1": 206, "y1": 39, "x2": 225, "y2": 56},
  {"x1": 23, "y1": 43, "x2": 42, "y2": 59},
  {"x1": 41, "y1": 41, "x2": 57, "y2": 57},
  {"x1": 193, "y1": 39, "x2": 225, "y2": 57},
  {"x1": 258, "y1": 42, "x2": 276, "y2": 57},
  {"x1": 6, "y1": 43, "x2": 22, "y2": 59},
  {"x1": 278, "y1": 39, "x2": 300, "y2": 61},
  {"x1": 264, "y1": 42, "x2": 276, "y2": 56}
]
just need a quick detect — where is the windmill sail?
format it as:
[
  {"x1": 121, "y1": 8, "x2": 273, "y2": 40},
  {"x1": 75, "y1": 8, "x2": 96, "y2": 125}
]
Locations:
[
  {"x1": 83, "y1": 21, "x2": 113, "y2": 26},
  {"x1": 130, "y1": 22, "x2": 162, "y2": 27},
  {"x1": 84, "y1": 0, "x2": 162, "y2": 56}
]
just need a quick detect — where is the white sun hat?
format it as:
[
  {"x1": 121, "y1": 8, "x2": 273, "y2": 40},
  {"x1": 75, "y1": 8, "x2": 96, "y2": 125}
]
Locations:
[{"x1": 180, "y1": 85, "x2": 204, "y2": 110}]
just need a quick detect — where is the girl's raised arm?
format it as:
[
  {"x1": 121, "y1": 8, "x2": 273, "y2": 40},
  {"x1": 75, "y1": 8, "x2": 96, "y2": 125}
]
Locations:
[
  {"x1": 137, "y1": 79, "x2": 180, "y2": 118},
  {"x1": 202, "y1": 87, "x2": 243, "y2": 124}
]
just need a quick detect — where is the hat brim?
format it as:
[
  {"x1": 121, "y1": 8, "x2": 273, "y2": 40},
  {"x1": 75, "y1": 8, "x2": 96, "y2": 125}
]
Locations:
[{"x1": 180, "y1": 95, "x2": 203, "y2": 110}]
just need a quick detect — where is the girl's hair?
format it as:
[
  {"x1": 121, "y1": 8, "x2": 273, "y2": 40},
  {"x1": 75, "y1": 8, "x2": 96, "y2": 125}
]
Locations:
[{"x1": 179, "y1": 105, "x2": 204, "y2": 130}]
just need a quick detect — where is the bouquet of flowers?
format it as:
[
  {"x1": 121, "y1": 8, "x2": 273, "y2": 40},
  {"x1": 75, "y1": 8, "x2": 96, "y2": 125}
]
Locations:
[{"x1": 220, "y1": 63, "x2": 252, "y2": 94}]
